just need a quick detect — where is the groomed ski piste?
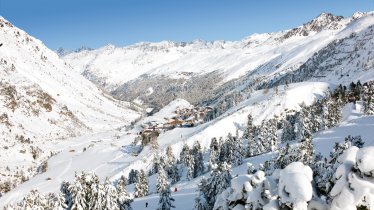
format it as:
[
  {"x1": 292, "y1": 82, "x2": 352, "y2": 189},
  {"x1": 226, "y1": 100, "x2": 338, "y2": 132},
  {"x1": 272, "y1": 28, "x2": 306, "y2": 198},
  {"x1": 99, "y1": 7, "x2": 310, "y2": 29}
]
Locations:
[{"x1": 2, "y1": 81, "x2": 374, "y2": 209}]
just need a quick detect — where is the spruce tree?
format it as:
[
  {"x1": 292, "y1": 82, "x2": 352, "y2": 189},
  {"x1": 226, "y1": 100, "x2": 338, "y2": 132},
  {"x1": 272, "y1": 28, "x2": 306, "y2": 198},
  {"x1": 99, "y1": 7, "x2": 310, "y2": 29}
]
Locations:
[
  {"x1": 281, "y1": 118, "x2": 295, "y2": 143},
  {"x1": 117, "y1": 175, "x2": 133, "y2": 210},
  {"x1": 192, "y1": 141, "x2": 205, "y2": 178},
  {"x1": 232, "y1": 132, "x2": 244, "y2": 167},
  {"x1": 294, "y1": 104, "x2": 314, "y2": 165},
  {"x1": 134, "y1": 170, "x2": 149, "y2": 198},
  {"x1": 208, "y1": 137, "x2": 220, "y2": 169},
  {"x1": 45, "y1": 192, "x2": 66, "y2": 210},
  {"x1": 363, "y1": 82, "x2": 374, "y2": 115},
  {"x1": 92, "y1": 182, "x2": 105, "y2": 210},
  {"x1": 267, "y1": 119, "x2": 278, "y2": 152},
  {"x1": 69, "y1": 172, "x2": 87, "y2": 210},
  {"x1": 252, "y1": 126, "x2": 263, "y2": 156},
  {"x1": 22, "y1": 189, "x2": 47, "y2": 209},
  {"x1": 165, "y1": 146, "x2": 180, "y2": 184},
  {"x1": 157, "y1": 168, "x2": 169, "y2": 193},
  {"x1": 101, "y1": 178, "x2": 119, "y2": 210},
  {"x1": 157, "y1": 182, "x2": 175, "y2": 210},
  {"x1": 86, "y1": 173, "x2": 100, "y2": 209},
  {"x1": 320, "y1": 99, "x2": 330, "y2": 130},
  {"x1": 204, "y1": 162, "x2": 232, "y2": 209},
  {"x1": 243, "y1": 114, "x2": 255, "y2": 157},
  {"x1": 128, "y1": 169, "x2": 139, "y2": 185},
  {"x1": 194, "y1": 178, "x2": 209, "y2": 210},
  {"x1": 254, "y1": 123, "x2": 266, "y2": 155},
  {"x1": 179, "y1": 143, "x2": 190, "y2": 164}
]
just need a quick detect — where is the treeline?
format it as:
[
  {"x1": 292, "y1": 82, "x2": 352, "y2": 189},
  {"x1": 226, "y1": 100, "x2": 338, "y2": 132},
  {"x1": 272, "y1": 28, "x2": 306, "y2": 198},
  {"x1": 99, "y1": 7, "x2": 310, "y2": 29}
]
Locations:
[{"x1": 194, "y1": 80, "x2": 374, "y2": 210}]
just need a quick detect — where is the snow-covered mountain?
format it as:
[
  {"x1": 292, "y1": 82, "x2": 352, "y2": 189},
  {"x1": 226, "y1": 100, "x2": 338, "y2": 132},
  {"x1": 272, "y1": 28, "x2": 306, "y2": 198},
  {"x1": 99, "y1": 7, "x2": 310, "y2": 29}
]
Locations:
[
  {"x1": 0, "y1": 16, "x2": 141, "y2": 194},
  {"x1": 63, "y1": 12, "x2": 374, "y2": 110},
  {"x1": 1, "y1": 11, "x2": 374, "y2": 210}
]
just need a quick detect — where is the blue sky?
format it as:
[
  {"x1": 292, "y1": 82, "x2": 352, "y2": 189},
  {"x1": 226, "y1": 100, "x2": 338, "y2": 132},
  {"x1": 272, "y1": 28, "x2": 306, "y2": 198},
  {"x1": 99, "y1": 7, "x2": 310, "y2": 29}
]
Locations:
[{"x1": 1, "y1": 0, "x2": 373, "y2": 50}]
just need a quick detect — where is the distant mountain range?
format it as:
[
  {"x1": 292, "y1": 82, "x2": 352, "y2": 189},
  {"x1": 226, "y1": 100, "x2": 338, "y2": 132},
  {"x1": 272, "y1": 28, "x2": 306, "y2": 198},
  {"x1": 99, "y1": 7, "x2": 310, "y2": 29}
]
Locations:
[{"x1": 63, "y1": 12, "x2": 374, "y2": 110}]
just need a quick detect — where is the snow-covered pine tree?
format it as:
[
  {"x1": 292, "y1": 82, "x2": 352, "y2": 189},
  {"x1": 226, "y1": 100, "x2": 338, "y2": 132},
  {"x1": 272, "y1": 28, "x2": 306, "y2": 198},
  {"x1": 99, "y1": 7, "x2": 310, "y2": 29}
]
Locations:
[
  {"x1": 45, "y1": 192, "x2": 66, "y2": 210},
  {"x1": 281, "y1": 117, "x2": 295, "y2": 143},
  {"x1": 92, "y1": 182, "x2": 105, "y2": 210},
  {"x1": 258, "y1": 122, "x2": 267, "y2": 154},
  {"x1": 295, "y1": 104, "x2": 310, "y2": 142},
  {"x1": 60, "y1": 181, "x2": 73, "y2": 209},
  {"x1": 326, "y1": 95, "x2": 342, "y2": 128},
  {"x1": 243, "y1": 114, "x2": 255, "y2": 157},
  {"x1": 99, "y1": 178, "x2": 119, "y2": 210},
  {"x1": 157, "y1": 181, "x2": 175, "y2": 210},
  {"x1": 204, "y1": 162, "x2": 232, "y2": 209},
  {"x1": 249, "y1": 125, "x2": 258, "y2": 157},
  {"x1": 313, "y1": 156, "x2": 334, "y2": 196},
  {"x1": 179, "y1": 143, "x2": 195, "y2": 180},
  {"x1": 320, "y1": 98, "x2": 330, "y2": 130},
  {"x1": 179, "y1": 143, "x2": 190, "y2": 164},
  {"x1": 165, "y1": 145, "x2": 180, "y2": 184},
  {"x1": 192, "y1": 141, "x2": 205, "y2": 178},
  {"x1": 86, "y1": 173, "x2": 100, "y2": 209},
  {"x1": 295, "y1": 104, "x2": 314, "y2": 165},
  {"x1": 260, "y1": 120, "x2": 271, "y2": 153},
  {"x1": 299, "y1": 139, "x2": 314, "y2": 166},
  {"x1": 330, "y1": 146, "x2": 374, "y2": 210},
  {"x1": 232, "y1": 131, "x2": 244, "y2": 167},
  {"x1": 68, "y1": 172, "x2": 88, "y2": 210},
  {"x1": 152, "y1": 155, "x2": 161, "y2": 175},
  {"x1": 128, "y1": 169, "x2": 139, "y2": 185},
  {"x1": 314, "y1": 135, "x2": 365, "y2": 197},
  {"x1": 152, "y1": 154, "x2": 166, "y2": 175},
  {"x1": 134, "y1": 170, "x2": 149, "y2": 198},
  {"x1": 194, "y1": 178, "x2": 209, "y2": 210},
  {"x1": 185, "y1": 152, "x2": 195, "y2": 180},
  {"x1": 209, "y1": 137, "x2": 220, "y2": 169},
  {"x1": 267, "y1": 118, "x2": 278, "y2": 152},
  {"x1": 117, "y1": 175, "x2": 133, "y2": 210},
  {"x1": 275, "y1": 143, "x2": 301, "y2": 169},
  {"x1": 157, "y1": 168, "x2": 169, "y2": 193},
  {"x1": 225, "y1": 133, "x2": 235, "y2": 164},
  {"x1": 21, "y1": 189, "x2": 47, "y2": 209},
  {"x1": 363, "y1": 82, "x2": 374, "y2": 115}
]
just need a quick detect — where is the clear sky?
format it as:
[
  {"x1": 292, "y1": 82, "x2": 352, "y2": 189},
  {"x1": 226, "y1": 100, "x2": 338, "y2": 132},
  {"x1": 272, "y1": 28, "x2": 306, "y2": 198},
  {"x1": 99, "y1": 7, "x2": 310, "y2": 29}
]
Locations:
[{"x1": 1, "y1": 0, "x2": 373, "y2": 50}]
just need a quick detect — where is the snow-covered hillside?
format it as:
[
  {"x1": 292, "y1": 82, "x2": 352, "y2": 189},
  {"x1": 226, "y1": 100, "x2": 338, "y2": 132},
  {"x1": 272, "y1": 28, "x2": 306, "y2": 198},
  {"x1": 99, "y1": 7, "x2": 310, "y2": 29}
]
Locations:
[
  {"x1": 2, "y1": 80, "x2": 374, "y2": 209},
  {"x1": 1, "y1": 10, "x2": 374, "y2": 210},
  {"x1": 63, "y1": 12, "x2": 374, "y2": 110},
  {"x1": 0, "y1": 16, "x2": 141, "y2": 195},
  {"x1": 0, "y1": 81, "x2": 330, "y2": 206}
]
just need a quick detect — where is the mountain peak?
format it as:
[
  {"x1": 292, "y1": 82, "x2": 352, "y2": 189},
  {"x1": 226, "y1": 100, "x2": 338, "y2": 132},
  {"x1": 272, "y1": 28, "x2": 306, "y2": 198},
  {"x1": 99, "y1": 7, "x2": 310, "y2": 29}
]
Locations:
[
  {"x1": 280, "y1": 12, "x2": 344, "y2": 40},
  {"x1": 312, "y1": 12, "x2": 344, "y2": 25}
]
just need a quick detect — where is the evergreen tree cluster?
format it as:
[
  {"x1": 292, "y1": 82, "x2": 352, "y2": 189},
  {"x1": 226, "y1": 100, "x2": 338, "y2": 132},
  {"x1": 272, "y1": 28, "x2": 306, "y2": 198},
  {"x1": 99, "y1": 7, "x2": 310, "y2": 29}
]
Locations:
[
  {"x1": 178, "y1": 141, "x2": 205, "y2": 180},
  {"x1": 194, "y1": 162, "x2": 232, "y2": 210},
  {"x1": 209, "y1": 132, "x2": 244, "y2": 169},
  {"x1": 244, "y1": 115, "x2": 279, "y2": 157},
  {"x1": 7, "y1": 172, "x2": 133, "y2": 210},
  {"x1": 213, "y1": 138, "x2": 373, "y2": 210}
]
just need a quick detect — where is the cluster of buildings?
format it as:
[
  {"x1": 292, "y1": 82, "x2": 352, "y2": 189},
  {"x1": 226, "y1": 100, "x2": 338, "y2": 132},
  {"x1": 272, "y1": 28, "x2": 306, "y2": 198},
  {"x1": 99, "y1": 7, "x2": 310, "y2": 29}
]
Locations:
[{"x1": 140, "y1": 106, "x2": 213, "y2": 134}]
